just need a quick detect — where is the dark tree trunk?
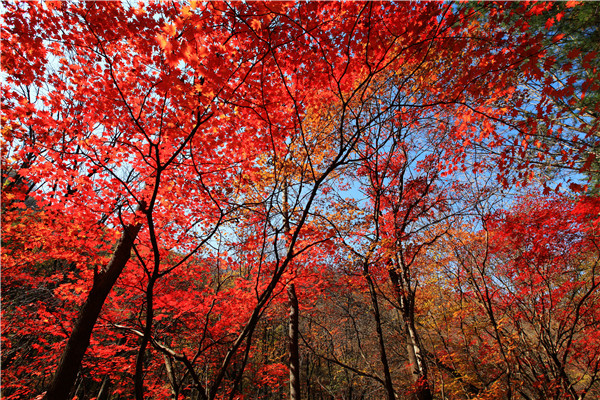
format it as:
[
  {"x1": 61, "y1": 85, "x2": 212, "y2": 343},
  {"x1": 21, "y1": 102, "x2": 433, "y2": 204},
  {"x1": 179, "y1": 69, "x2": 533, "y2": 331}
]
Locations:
[
  {"x1": 44, "y1": 223, "x2": 142, "y2": 400},
  {"x1": 134, "y1": 272, "x2": 157, "y2": 400},
  {"x1": 288, "y1": 283, "x2": 301, "y2": 400},
  {"x1": 364, "y1": 265, "x2": 395, "y2": 400}
]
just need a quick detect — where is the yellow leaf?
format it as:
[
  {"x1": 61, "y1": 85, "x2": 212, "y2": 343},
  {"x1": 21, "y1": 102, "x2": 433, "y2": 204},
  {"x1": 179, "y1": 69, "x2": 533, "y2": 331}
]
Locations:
[{"x1": 250, "y1": 19, "x2": 261, "y2": 31}]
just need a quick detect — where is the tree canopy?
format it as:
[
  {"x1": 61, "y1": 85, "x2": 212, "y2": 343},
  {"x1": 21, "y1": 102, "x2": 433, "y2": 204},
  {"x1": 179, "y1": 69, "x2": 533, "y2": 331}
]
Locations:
[{"x1": 1, "y1": 1, "x2": 599, "y2": 399}]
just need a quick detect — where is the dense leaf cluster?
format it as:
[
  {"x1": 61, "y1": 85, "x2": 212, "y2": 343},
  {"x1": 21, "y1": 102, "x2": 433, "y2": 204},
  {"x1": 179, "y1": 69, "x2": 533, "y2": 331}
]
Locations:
[{"x1": 2, "y1": 2, "x2": 599, "y2": 399}]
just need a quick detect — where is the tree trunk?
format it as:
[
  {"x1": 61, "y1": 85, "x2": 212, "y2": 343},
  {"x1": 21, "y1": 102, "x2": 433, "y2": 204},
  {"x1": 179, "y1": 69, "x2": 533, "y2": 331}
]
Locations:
[
  {"x1": 44, "y1": 223, "x2": 142, "y2": 400},
  {"x1": 288, "y1": 283, "x2": 301, "y2": 400},
  {"x1": 164, "y1": 353, "x2": 179, "y2": 399},
  {"x1": 135, "y1": 272, "x2": 157, "y2": 400},
  {"x1": 96, "y1": 376, "x2": 111, "y2": 400},
  {"x1": 388, "y1": 267, "x2": 432, "y2": 400},
  {"x1": 365, "y1": 266, "x2": 395, "y2": 400},
  {"x1": 405, "y1": 320, "x2": 432, "y2": 400}
]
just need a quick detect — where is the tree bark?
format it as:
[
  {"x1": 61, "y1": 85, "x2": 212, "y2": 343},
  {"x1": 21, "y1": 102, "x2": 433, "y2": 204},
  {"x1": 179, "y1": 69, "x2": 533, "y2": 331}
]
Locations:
[
  {"x1": 288, "y1": 283, "x2": 301, "y2": 400},
  {"x1": 164, "y1": 353, "x2": 179, "y2": 399},
  {"x1": 96, "y1": 376, "x2": 111, "y2": 400},
  {"x1": 388, "y1": 267, "x2": 432, "y2": 400},
  {"x1": 134, "y1": 272, "x2": 157, "y2": 400},
  {"x1": 365, "y1": 266, "x2": 395, "y2": 400},
  {"x1": 44, "y1": 223, "x2": 142, "y2": 400}
]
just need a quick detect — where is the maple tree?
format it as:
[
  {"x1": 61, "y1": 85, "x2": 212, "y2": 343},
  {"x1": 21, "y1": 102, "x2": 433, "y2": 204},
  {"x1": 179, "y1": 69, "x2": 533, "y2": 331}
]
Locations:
[
  {"x1": 424, "y1": 193, "x2": 600, "y2": 399},
  {"x1": 2, "y1": 1, "x2": 599, "y2": 400},
  {"x1": 464, "y1": 1, "x2": 600, "y2": 193}
]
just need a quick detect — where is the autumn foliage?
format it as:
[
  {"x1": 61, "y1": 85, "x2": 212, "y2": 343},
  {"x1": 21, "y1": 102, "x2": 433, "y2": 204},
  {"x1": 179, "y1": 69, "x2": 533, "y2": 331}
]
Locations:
[{"x1": 1, "y1": 1, "x2": 599, "y2": 399}]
